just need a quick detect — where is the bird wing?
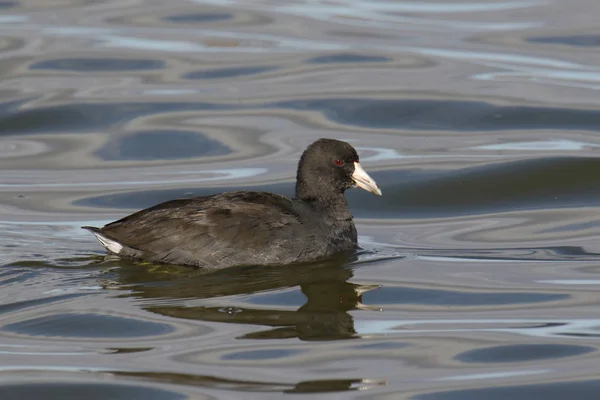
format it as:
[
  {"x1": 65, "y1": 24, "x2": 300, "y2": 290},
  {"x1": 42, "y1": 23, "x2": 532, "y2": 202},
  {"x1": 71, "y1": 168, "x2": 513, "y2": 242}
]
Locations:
[{"x1": 98, "y1": 191, "x2": 307, "y2": 266}]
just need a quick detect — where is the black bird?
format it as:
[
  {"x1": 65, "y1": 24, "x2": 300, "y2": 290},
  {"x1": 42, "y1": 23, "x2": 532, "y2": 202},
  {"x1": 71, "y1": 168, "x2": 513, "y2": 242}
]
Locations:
[{"x1": 83, "y1": 138, "x2": 382, "y2": 268}]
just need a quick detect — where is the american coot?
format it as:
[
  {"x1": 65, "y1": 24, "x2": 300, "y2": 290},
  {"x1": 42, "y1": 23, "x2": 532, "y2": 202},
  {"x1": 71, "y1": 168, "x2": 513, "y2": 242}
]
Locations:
[{"x1": 83, "y1": 138, "x2": 381, "y2": 268}]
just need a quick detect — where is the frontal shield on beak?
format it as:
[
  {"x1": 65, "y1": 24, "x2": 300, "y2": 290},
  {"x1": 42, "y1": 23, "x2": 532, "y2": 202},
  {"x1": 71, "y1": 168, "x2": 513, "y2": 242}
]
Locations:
[{"x1": 352, "y1": 162, "x2": 382, "y2": 196}]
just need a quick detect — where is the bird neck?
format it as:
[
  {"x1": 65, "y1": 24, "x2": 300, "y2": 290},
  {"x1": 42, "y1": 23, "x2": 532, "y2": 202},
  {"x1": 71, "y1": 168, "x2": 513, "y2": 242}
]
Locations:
[{"x1": 296, "y1": 180, "x2": 353, "y2": 222}]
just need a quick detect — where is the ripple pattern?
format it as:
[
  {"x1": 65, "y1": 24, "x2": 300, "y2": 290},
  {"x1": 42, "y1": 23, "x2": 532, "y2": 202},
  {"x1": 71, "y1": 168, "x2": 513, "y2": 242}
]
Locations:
[{"x1": 1, "y1": 0, "x2": 600, "y2": 398}]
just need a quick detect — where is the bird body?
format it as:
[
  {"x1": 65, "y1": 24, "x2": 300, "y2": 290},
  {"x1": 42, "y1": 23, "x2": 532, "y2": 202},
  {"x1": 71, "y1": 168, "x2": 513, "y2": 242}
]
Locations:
[{"x1": 84, "y1": 139, "x2": 381, "y2": 268}]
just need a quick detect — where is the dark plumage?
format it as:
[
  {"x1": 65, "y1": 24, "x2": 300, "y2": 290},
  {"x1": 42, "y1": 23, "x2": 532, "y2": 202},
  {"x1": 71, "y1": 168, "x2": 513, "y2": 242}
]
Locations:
[{"x1": 83, "y1": 138, "x2": 381, "y2": 268}]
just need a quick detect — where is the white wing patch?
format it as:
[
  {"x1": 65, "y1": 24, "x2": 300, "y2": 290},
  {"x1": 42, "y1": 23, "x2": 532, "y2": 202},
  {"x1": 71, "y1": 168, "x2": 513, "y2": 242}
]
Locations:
[{"x1": 91, "y1": 231, "x2": 123, "y2": 254}]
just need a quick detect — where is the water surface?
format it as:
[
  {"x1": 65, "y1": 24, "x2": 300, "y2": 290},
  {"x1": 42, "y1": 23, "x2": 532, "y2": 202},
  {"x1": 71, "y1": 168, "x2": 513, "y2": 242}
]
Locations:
[{"x1": 1, "y1": 0, "x2": 600, "y2": 398}]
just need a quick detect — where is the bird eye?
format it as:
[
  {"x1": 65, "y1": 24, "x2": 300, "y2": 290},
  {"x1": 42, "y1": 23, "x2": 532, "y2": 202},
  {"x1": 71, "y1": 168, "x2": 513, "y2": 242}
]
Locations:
[{"x1": 334, "y1": 159, "x2": 344, "y2": 166}]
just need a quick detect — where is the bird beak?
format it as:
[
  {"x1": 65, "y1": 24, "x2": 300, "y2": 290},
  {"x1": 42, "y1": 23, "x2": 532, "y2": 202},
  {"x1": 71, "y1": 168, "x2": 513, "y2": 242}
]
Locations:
[{"x1": 352, "y1": 162, "x2": 382, "y2": 196}]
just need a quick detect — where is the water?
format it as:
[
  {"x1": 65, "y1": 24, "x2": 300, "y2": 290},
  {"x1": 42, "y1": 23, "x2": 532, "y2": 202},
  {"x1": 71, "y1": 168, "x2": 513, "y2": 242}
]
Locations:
[{"x1": 1, "y1": 0, "x2": 600, "y2": 398}]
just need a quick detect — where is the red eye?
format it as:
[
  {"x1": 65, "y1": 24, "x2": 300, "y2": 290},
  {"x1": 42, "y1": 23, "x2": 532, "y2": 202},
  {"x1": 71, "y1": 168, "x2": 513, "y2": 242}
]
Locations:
[{"x1": 334, "y1": 160, "x2": 344, "y2": 166}]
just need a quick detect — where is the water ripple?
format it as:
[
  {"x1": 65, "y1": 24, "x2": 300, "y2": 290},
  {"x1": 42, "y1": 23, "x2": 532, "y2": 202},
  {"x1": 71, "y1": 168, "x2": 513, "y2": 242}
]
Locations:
[{"x1": 1, "y1": 0, "x2": 600, "y2": 398}]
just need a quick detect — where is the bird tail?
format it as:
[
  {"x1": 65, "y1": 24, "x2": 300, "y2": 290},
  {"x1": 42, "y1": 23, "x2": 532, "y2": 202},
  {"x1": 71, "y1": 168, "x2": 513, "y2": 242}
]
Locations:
[{"x1": 82, "y1": 226, "x2": 124, "y2": 254}]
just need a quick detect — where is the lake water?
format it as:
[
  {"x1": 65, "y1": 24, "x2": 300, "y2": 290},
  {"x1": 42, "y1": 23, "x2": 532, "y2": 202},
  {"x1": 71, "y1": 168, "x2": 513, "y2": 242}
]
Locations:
[{"x1": 1, "y1": 0, "x2": 600, "y2": 398}]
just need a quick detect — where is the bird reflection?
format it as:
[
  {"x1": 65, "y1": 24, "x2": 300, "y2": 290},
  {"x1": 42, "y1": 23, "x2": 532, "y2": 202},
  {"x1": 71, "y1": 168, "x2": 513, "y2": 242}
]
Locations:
[{"x1": 98, "y1": 255, "x2": 381, "y2": 341}]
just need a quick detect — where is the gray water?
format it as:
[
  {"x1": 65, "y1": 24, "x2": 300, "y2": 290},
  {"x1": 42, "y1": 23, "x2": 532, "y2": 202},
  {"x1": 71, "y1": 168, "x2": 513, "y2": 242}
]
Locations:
[{"x1": 1, "y1": 0, "x2": 600, "y2": 398}]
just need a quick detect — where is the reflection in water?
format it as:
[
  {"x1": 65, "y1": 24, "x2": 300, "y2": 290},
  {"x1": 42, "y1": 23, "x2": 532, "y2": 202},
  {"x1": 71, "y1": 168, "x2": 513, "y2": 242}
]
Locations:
[
  {"x1": 109, "y1": 371, "x2": 386, "y2": 394},
  {"x1": 107, "y1": 256, "x2": 380, "y2": 341}
]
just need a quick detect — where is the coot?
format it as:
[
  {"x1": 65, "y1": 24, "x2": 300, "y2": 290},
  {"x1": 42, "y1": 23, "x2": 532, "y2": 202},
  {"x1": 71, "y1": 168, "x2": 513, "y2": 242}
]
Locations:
[{"x1": 83, "y1": 138, "x2": 381, "y2": 268}]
